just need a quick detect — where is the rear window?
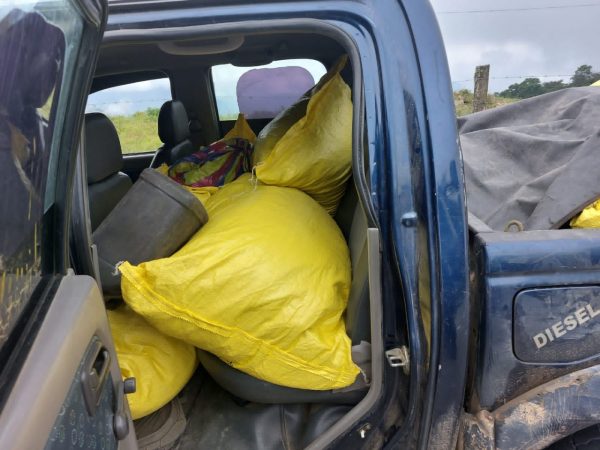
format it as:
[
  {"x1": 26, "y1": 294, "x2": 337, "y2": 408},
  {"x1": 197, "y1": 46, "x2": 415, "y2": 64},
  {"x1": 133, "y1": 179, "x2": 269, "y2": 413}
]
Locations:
[
  {"x1": 86, "y1": 77, "x2": 172, "y2": 154},
  {"x1": 212, "y1": 59, "x2": 327, "y2": 121}
]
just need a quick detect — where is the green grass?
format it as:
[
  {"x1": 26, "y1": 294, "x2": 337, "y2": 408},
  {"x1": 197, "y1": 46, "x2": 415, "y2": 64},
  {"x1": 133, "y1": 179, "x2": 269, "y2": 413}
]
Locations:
[
  {"x1": 109, "y1": 109, "x2": 238, "y2": 154},
  {"x1": 109, "y1": 110, "x2": 162, "y2": 154},
  {"x1": 454, "y1": 90, "x2": 518, "y2": 116}
]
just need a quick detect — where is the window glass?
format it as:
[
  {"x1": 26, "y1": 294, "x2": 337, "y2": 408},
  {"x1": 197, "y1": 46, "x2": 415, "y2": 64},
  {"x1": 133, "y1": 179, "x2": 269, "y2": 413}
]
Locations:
[
  {"x1": 86, "y1": 78, "x2": 172, "y2": 154},
  {"x1": 212, "y1": 59, "x2": 327, "y2": 120},
  {"x1": 0, "y1": 2, "x2": 83, "y2": 349}
]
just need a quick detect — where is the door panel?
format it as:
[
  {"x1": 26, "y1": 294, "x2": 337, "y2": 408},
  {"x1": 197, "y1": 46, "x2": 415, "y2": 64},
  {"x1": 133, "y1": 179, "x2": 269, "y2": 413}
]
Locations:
[
  {"x1": 0, "y1": 0, "x2": 129, "y2": 448},
  {"x1": 0, "y1": 276, "x2": 136, "y2": 449}
]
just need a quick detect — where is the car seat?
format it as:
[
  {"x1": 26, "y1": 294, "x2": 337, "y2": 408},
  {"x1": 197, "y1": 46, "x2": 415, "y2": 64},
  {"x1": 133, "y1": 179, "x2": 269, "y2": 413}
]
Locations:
[
  {"x1": 85, "y1": 113, "x2": 132, "y2": 230},
  {"x1": 151, "y1": 100, "x2": 195, "y2": 167}
]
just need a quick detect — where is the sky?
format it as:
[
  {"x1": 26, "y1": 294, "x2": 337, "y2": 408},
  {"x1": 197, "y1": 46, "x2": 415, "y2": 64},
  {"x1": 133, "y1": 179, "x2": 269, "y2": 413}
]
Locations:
[
  {"x1": 86, "y1": 1, "x2": 600, "y2": 116},
  {"x1": 429, "y1": 0, "x2": 600, "y2": 92},
  {"x1": 86, "y1": 79, "x2": 173, "y2": 116}
]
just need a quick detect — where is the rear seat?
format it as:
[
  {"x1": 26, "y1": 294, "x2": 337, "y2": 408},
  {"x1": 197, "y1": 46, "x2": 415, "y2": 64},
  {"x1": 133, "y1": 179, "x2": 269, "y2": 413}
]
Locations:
[
  {"x1": 196, "y1": 180, "x2": 371, "y2": 404},
  {"x1": 85, "y1": 113, "x2": 132, "y2": 230},
  {"x1": 336, "y1": 182, "x2": 371, "y2": 345}
]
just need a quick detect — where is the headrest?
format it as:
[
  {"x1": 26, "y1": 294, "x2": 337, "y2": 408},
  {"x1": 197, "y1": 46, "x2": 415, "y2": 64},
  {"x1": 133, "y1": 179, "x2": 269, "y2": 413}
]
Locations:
[
  {"x1": 158, "y1": 100, "x2": 190, "y2": 145},
  {"x1": 85, "y1": 113, "x2": 123, "y2": 184}
]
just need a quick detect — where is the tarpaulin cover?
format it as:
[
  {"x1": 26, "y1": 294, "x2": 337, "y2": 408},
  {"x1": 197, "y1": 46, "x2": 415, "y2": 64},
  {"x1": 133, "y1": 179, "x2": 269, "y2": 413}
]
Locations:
[
  {"x1": 119, "y1": 174, "x2": 359, "y2": 390},
  {"x1": 107, "y1": 305, "x2": 196, "y2": 419},
  {"x1": 254, "y1": 59, "x2": 352, "y2": 215},
  {"x1": 461, "y1": 87, "x2": 600, "y2": 230}
]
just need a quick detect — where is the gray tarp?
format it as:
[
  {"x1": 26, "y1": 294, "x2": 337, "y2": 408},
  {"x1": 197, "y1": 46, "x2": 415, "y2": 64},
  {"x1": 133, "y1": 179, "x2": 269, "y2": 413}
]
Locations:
[{"x1": 460, "y1": 86, "x2": 600, "y2": 231}]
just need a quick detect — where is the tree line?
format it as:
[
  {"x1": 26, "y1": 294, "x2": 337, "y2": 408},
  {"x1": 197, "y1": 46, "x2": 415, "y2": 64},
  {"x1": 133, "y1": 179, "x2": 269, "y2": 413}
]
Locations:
[{"x1": 497, "y1": 65, "x2": 600, "y2": 99}]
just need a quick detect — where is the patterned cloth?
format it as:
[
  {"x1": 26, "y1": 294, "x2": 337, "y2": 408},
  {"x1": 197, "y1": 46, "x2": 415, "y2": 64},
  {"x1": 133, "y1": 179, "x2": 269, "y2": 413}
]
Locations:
[{"x1": 168, "y1": 137, "x2": 253, "y2": 187}]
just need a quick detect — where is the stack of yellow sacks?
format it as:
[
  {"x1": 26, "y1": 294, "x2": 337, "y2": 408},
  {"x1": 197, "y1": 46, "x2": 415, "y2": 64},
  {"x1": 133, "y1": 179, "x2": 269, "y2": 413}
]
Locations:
[{"x1": 111, "y1": 57, "x2": 358, "y2": 419}]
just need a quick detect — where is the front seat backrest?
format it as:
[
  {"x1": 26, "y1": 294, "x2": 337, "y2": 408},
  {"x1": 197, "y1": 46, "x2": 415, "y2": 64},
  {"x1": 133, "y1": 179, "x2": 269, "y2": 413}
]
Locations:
[
  {"x1": 85, "y1": 113, "x2": 132, "y2": 230},
  {"x1": 153, "y1": 100, "x2": 195, "y2": 167}
]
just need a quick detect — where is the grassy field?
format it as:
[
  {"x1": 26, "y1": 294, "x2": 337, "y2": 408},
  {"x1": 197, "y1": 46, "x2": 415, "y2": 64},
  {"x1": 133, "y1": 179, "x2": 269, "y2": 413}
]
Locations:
[
  {"x1": 110, "y1": 109, "x2": 162, "y2": 154},
  {"x1": 109, "y1": 109, "x2": 238, "y2": 154},
  {"x1": 454, "y1": 89, "x2": 518, "y2": 116},
  {"x1": 107, "y1": 94, "x2": 519, "y2": 153}
]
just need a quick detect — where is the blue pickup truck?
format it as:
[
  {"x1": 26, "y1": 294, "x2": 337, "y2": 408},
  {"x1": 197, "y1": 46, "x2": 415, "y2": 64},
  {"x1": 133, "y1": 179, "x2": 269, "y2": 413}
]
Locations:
[{"x1": 1, "y1": 1, "x2": 599, "y2": 449}]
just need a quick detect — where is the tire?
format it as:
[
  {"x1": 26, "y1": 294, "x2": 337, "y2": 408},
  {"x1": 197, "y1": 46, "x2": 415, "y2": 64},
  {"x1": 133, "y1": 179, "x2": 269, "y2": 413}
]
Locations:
[{"x1": 548, "y1": 424, "x2": 600, "y2": 449}]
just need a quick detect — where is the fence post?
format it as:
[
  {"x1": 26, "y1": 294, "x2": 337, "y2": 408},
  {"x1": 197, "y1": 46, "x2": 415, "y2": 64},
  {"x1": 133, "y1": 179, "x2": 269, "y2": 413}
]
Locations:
[{"x1": 473, "y1": 65, "x2": 490, "y2": 113}]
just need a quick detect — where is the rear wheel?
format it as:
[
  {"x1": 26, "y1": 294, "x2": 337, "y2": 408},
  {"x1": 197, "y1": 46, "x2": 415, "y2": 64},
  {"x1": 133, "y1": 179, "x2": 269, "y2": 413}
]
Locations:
[{"x1": 548, "y1": 425, "x2": 600, "y2": 449}]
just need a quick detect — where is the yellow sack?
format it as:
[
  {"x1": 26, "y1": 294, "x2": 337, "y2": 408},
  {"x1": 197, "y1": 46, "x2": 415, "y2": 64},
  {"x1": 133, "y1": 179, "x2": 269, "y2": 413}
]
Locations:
[
  {"x1": 252, "y1": 56, "x2": 348, "y2": 165},
  {"x1": 155, "y1": 163, "x2": 170, "y2": 176},
  {"x1": 107, "y1": 305, "x2": 197, "y2": 419},
  {"x1": 223, "y1": 113, "x2": 257, "y2": 144},
  {"x1": 571, "y1": 199, "x2": 600, "y2": 228},
  {"x1": 120, "y1": 174, "x2": 359, "y2": 390},
  {"x1": 254, "y1": 63, "x2": 353, "y2": 215},
  {"x1": 252, "y1": 97, "x2": 309, "y2": 166},
  {"x1": 183, "y1": 185, "x2": 219, "y2": 207}
]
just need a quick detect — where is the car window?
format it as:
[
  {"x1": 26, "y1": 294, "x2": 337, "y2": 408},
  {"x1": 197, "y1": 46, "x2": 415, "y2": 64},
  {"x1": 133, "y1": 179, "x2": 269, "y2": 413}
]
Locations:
[
  {"x1": 0, "y1": 2, "x2": 84, "y2": 351},
  {"x1": 212, "y1": 59, "x2": 327, "y2": 120},
  {"x1": 86, "y1": 78, "x2": 172, "y2": 154}
]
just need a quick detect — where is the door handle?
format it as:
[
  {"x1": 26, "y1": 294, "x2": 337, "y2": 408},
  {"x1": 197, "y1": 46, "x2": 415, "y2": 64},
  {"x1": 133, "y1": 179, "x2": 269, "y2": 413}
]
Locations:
[
  {"x1": 113, "y1": 377, "x2": 136, "y2": 440},
  {"x1": 81, "y1": 340, "x2": 111, "y2": 416}
]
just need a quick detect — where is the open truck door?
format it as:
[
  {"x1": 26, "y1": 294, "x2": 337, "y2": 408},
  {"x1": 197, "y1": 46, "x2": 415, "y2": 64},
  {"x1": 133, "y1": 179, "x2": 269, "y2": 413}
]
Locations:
[{"x1": 0, "y1": 1, "x2": 136, "y2": 449}]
